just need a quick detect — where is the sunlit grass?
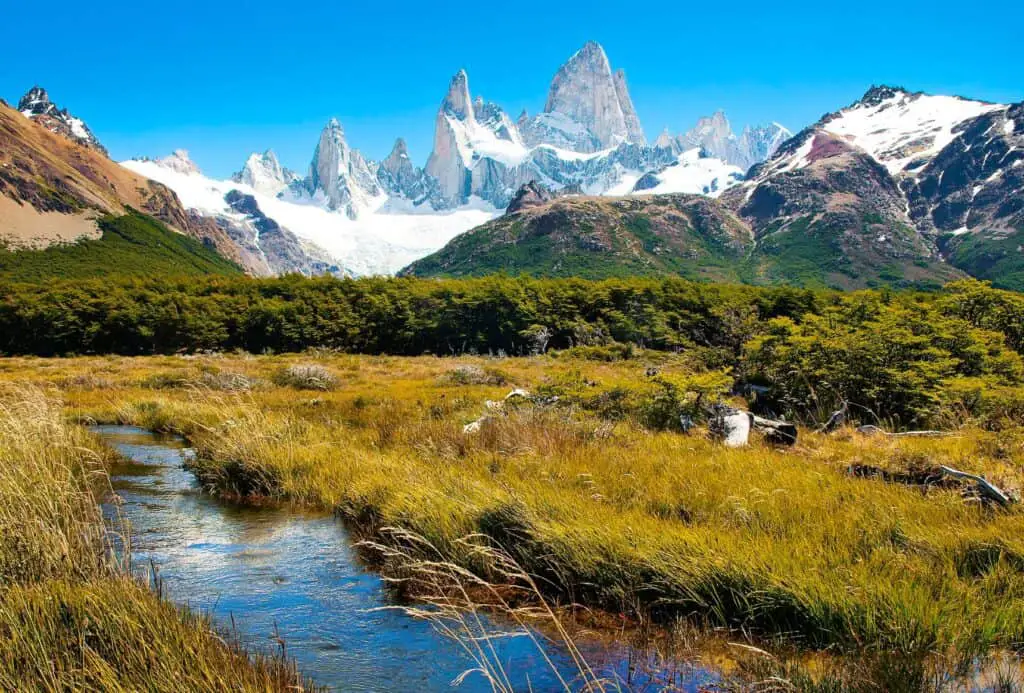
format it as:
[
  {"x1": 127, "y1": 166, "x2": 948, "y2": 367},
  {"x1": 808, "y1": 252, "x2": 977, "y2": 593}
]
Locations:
[
  {"x1": 4, "y1": 352, "x2": 1024, "y2": 683},
  {"x1": 0, "y1": 385, "x2": 314, "y2": 691}
]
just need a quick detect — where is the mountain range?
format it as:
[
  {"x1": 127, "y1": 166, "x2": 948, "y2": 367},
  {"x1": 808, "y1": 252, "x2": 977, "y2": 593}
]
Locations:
[
  {"x1": 2, "y1": 42, "x2": 1021, "y2": 290},
  {"x1": 115, "y1": 41, "x2": 789, "y2": 276}
]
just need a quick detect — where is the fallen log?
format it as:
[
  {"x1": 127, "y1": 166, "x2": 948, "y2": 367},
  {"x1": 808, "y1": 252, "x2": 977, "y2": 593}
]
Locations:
[
  {"x1": 716, "y1": 411, "x2": 752, "y2": 447},
  {"x1": 939, "y1": 465, "x2": 1012, "y2": 506},
  {"x1": 856, "y1": 425, "x2": 956, "y2": 438},
  {"x1": 710, "y1": 406, "x2": 797, "y2": 447},
  {"x1": 847, "y1": 463, "x2": 1013, "y2": 506},
  {"x1": 752, "y1": 415, "x2": 798, "y2": 446}
]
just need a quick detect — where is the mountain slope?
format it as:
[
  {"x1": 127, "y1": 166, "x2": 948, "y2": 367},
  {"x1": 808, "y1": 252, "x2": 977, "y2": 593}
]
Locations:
[
  {"x1": 717, "y1": 86, "x2": 1021, "y2": 289},
  {"x1": 721, "y1": 131, "x2": 962, "y2": 288},
  {"x1": 903, "y1": 101, "x2": 1024, "y2": 289},
  {"x1": 401, "y1": 188, "x2": 752, "y2": 281},
  {"x1": 0, "y1": 96, "x2": 250, "y2": 271},
  {"x1": 0, "y1": 211, "x2": 241, "y2": 281}
]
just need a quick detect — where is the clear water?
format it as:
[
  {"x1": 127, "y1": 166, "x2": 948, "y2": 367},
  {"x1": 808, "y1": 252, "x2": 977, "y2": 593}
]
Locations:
[{"x1": 94, "y1": 425, "x2": 720, "y2": 692}]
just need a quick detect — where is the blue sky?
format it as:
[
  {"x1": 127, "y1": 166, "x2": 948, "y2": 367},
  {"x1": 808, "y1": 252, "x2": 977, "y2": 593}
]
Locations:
[{"x1": 4, "y1": 0, "x2": 1022, "y2": 179}]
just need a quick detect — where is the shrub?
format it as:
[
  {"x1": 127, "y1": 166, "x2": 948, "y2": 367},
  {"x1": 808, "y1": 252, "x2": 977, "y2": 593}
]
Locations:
[
  {"x1": 272, "y1": 364, "x2": 338, "y2": 391},
  {"x1": 438, "y1": 364, "x2": 508, "y2": 386},
  {"x1": 556, "y1": 343, "x2": 636, "y2": 361}
]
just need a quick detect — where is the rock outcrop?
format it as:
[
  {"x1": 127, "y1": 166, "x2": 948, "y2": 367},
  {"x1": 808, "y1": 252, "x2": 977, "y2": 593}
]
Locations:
[
  {"x1": 540, "y1": 41, "x2": 641, "y2": 152},
  {"x1": 678, "y1": 112, "x2": 791, "y2": 173},
  {"x1": 17, "y1": 86, "x2": 108, "y2": 156},
  {"x1": 506, "y1": 180, "x2": 555, "y2": 214},
  {"x1": 308, "y1": 118, "x2": 381, "y2": 218},
  {"x1": 425, "y1": 70, "x2": 475, "y2": 207},
  {"x1": 232, "y1": 149, "x2": 299, "y2": 196},
  {"x1": 221, "y1": 190, "x2": 340, "y2": 276}
]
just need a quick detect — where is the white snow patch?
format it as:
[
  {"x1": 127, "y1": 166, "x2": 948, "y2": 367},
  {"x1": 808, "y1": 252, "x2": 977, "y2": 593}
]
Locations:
[
  {"x1": 951, "y1": 227, "x2": 970, "y2": 236},
  {"x1": 823, "y1": 92, "x2": 1004, "y2": 174},
  {"x1": 447, "y1": 114, "x2": 531, "y2": 168},
  {"x1": 1005, "y1": 119, "x2": 1016, "y2": 135},
  {"x1": 67, "y1": 117, "x2": 89, "y2": 140},
  {"x1": 122, "y1": 159, "x2": 499, "y2": 276},
  {"x1": 629, "y1": 149, "x2": 744, "y2": 198}
]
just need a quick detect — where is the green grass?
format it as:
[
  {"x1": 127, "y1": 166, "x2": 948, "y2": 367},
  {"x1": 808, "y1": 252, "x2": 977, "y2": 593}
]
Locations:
[{"x1": 0, "y1": 210, "x2": 241, "y2": 282}]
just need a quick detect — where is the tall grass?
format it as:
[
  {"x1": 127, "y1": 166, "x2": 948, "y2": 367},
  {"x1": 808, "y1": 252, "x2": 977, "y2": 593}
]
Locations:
[
  {"x1": 6, "y1": 353, "x2": 1024, "y2": 688},
  {"x1": 0, "y1": 385, "x2": 314, "y2": 691},
  {"x1": 362, "y1": 528, "x2": 619, "y2": 692}
]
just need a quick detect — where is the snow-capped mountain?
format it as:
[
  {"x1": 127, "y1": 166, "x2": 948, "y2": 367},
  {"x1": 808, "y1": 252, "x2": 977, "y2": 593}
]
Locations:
[
  {"x1": 18, "y1": 86, "x2": 107, "y2": 156},
  {"x1": 631, "y1": 149, "x2": 744, "y2": 196},
  {"x1": 305, "y1": 118, "x2": 385, "y2": 219},
  {"x1": 532, "y1": 40, "x2": 645, "y2": 151},
  {"x1": 676, "y1": 111, "x2": 791, "y2": 173},
  {"x1": 112, "y1": 42, "x2": 789, "y2": 277},
  {"x1": 122, "y1": 153, "x2": 496, "y2": 277},
  {"x1": 745, "y1": 86, "x2": 1004, "y2": 188},
  {"x1": 231, "y1": 149, "x2": 300, "y2": 196},
  {"x1": 720, "y1": 85, "x2": 1023, "y2": 289},
  {"x1": 415, "y1": 43, "x2": 779, "y2": 212}
]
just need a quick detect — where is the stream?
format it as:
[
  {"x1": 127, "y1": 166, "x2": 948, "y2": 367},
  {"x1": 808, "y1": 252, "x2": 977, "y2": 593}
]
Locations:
[{"x1": 94, "y1": 425, "x2": 722, "y2": 692}]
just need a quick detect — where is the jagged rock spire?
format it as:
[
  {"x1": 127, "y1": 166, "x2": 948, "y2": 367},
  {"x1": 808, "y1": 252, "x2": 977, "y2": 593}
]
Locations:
[
  {"x1": 309, "y1": 117, "x2": 381, "y2": 218},
  {"x1": 233, "y1": 148, "x2": 298, "y2": 195},
  {"x1": 540, "y1": 41, "x2": 644, "y2": 151},
  {"x1": 613, "y1": 69, "x2": 645, "y2": 145},
  {"x1": 17, "y1": 85, "x2": 108, "y2": 156},
  {"x1": 442, "y1": 70, "x2": 473, "y2": 120}
]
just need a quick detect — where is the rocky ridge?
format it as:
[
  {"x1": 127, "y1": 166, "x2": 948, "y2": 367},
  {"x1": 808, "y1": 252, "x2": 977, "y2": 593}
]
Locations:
[{"x1": 18, "y1": 86, "x2": 108, "y2": 156}]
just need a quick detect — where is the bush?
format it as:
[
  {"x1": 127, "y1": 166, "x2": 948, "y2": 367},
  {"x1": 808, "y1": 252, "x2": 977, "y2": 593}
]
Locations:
[
  {"x1": 438, "y1": 364, "x2": 508, "y2": 386},
  {"x1": 745, "y1": 300, "x2": 1024, "y2": 428},
  {"x1": 272, "y1": 364, "x2": 338, "y2": 391},
  {"x1": 556, "y1": 343, "x2": 636, "y2": 361}
]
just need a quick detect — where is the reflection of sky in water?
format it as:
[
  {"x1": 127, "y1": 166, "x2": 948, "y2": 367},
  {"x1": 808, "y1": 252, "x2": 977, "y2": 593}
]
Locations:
[{"x1": 96, "y1": 426, "x2": 719, "y2": 692}]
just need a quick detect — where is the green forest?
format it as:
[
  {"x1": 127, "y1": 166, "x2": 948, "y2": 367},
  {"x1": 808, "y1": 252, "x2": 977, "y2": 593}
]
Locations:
[{"x1": 3, "y1": 274, "x2": 1022, "y2": 427}]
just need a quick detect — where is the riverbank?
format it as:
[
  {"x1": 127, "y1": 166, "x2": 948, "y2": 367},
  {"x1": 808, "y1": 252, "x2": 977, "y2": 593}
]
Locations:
[
  {"x1": 7, "y1": 352, "x2": 1024, "y2": 685},
  {"x1": 0, "y1": 386, "x2": 314, "y2": 691}
]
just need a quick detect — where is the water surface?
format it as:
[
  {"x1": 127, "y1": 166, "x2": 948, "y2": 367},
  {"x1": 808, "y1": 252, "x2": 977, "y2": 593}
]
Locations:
[{"x1": 95, "y1": 425, "x2": 719, "y2": 692}]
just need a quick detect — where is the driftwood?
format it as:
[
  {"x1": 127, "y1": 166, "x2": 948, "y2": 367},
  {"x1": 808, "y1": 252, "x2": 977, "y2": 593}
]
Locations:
[
  {"x1": 848, "y1": 463, "x2": 1013, "y2": 506},
  {"x1": 720, "y1": 411, "x2": 753, "y2": 447},
  {"x1": 939, "y1": 465, "x2": 1012, "y2": 506},
  {"x1": 463, "y1": 388, "x2": 546, "y2": 433},
  {"x1": 856, "y1": 425, "x2": 956, "y2": 438}
]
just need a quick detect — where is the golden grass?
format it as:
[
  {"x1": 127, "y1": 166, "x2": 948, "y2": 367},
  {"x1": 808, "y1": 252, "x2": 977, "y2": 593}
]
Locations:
[
  {"x1": 4, "y1": 352, "x2": 1024, "y2": 676},
  {"x1": 0, "y1": 384, "x2": 314, "y2": 691}
]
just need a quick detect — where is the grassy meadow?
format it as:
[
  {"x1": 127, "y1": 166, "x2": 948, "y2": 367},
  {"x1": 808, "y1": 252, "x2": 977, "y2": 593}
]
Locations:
[
  {"x1": 0, "y1": 384, "x2": 314, "y2": 691},
  {"x1": 3, "y1": 350, "x2": 1024, "y2": 688}
]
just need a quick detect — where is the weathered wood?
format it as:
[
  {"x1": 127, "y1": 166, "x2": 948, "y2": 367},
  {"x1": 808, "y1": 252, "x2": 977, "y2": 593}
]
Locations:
[
  {"x1": 939, "y1": 465, "x2": 1012, "y2": 506},
  {"x1": 709, "y1": 407, "x2": 753, "y2": 447},
  {"x1": 752, "y1": 415, "x2": 798, "y2": 445},
  {"x1": 818, "y1": 403, "x2": 848, "y2": 433},
  {"x1": 857, "y1": 425, "x2": 955, "y2": 438}
]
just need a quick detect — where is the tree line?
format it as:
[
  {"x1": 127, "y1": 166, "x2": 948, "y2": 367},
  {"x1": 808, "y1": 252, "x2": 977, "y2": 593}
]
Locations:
[{"x1": 2, "y1": 275, "x2": 1022, "y2": 426}]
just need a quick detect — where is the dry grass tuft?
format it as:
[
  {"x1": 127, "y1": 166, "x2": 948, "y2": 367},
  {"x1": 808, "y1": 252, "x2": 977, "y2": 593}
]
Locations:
[{"x1": 272, "y1": 363, "x2": 339, "y2": 391}]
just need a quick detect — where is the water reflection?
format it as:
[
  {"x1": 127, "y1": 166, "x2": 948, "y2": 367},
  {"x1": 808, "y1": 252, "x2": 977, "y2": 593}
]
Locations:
[{"x1": 94, "y1": 425, "x2": 719, "y2": 692}]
